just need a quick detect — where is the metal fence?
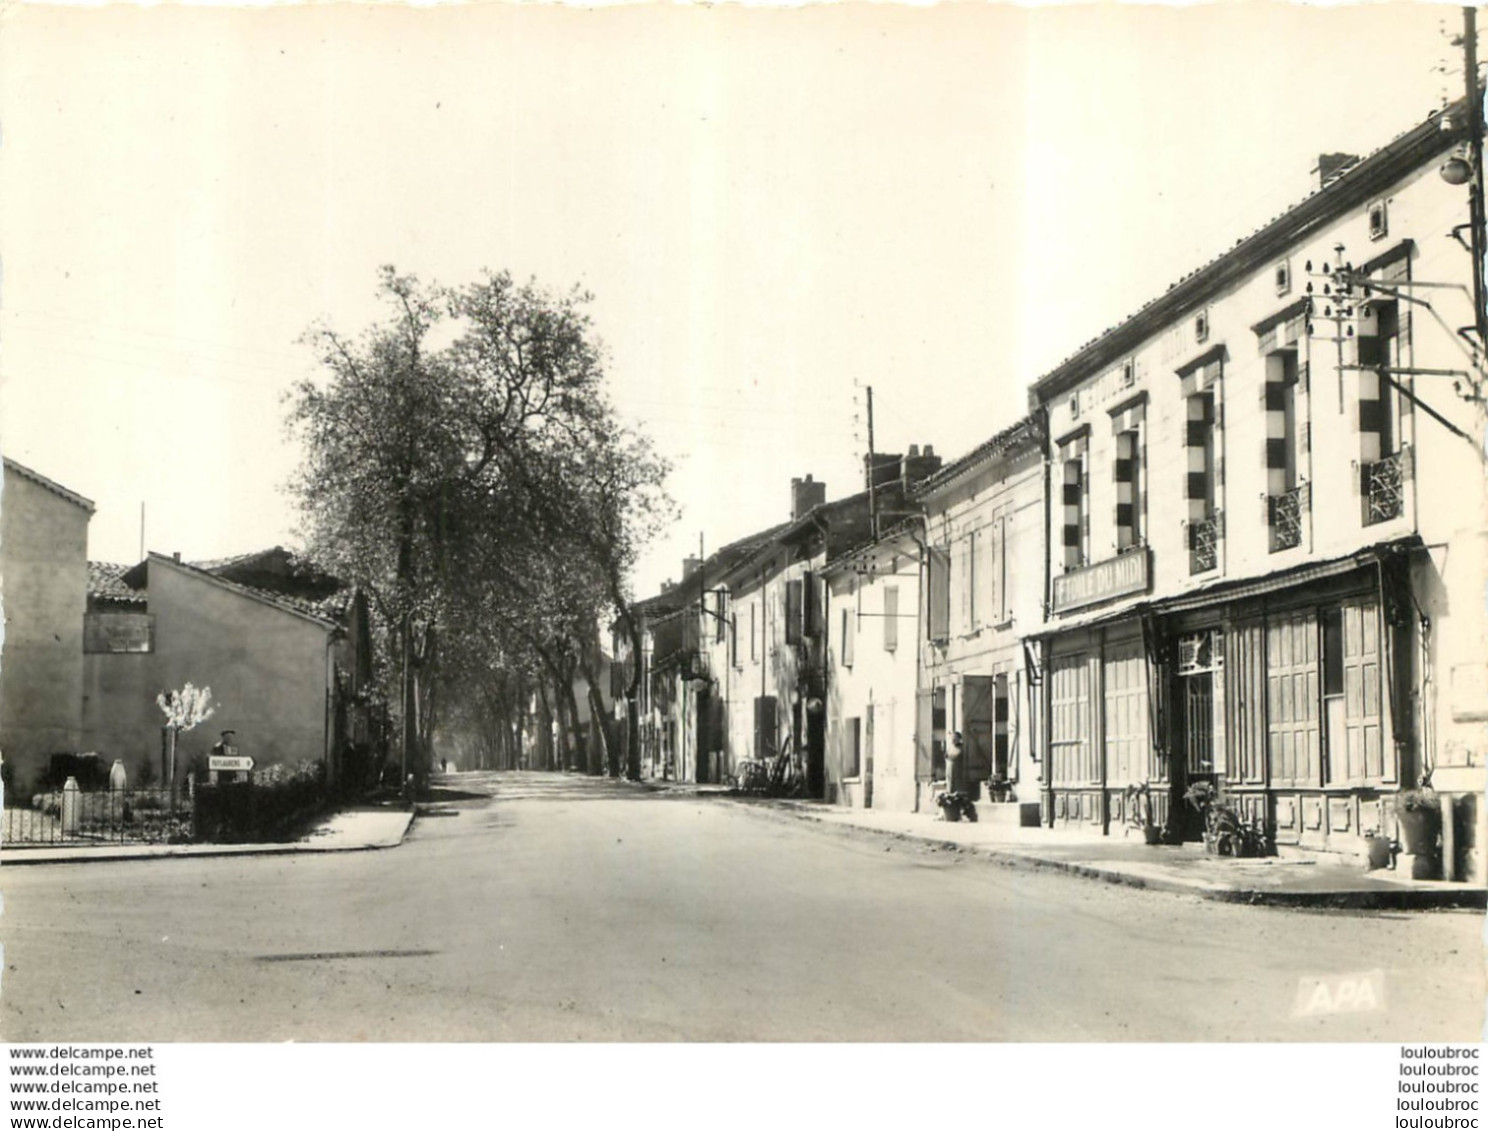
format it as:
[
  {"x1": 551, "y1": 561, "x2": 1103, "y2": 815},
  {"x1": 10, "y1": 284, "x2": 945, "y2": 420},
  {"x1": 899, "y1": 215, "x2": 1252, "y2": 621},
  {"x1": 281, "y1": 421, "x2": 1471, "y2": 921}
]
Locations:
[{"x1": 2, "y1": 788, "x2": 191, "y2": 847}]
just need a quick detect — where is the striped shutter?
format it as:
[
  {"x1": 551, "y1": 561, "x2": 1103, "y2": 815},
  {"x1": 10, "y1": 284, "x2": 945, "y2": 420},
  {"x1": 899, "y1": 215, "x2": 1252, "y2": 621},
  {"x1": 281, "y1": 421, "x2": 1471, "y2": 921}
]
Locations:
[
  {"x1": 1058, "y1": 433, "x2": 1089, "y2": 570},
  {"x1": 1110, "y1": 397, "x2": 1146, "y2": 550},
  {"x1": 1185, "y1": 392, "x2": 1213, "y2": 524},
  {"x1": 1356, "y1": 309, "x2": 1386, "y2": 466}
]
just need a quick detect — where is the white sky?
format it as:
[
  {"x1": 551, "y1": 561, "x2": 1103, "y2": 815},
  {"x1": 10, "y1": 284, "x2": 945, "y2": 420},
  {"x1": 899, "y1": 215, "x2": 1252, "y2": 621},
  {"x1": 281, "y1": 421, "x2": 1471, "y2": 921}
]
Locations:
[{"x1": 0, "y1": 2, "x2": 1465, "y2": 599}]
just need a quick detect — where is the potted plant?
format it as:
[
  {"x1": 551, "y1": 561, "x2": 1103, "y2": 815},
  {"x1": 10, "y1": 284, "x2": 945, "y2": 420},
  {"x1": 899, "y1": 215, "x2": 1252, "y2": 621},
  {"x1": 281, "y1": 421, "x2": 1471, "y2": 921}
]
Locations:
[
  {"x1": 1395, "y1": 788, "x2": 1441, "y2": 857},
  {"x1": 1183, "y1": 781, "x2": 1268, "y2": 856},
  {"x1": 1125, "y1": 783, "x2": 1162, "y2": 845}
]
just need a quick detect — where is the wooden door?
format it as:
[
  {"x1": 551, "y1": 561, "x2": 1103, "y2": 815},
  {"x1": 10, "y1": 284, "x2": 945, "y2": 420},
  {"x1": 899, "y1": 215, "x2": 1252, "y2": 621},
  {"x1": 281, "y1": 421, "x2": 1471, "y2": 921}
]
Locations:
[
  {"x1": 962, "y1": 675, "x2": 995, "y2": 781},
  {"x1": 1333, "y1": 599, "x2": 1386, "y2": 785},
  {"x1": 1049, "y1": 653, "x2": 1094, "y2": 786},
  {"x1": 1267, "y1": 611, "x2": 1320, "y2": 787}
]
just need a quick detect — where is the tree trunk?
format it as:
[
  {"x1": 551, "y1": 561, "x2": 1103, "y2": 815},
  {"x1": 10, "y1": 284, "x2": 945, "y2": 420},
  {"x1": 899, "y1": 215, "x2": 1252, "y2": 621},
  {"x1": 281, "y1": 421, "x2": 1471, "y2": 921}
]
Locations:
[
  {"x1": 578, "y1": 655, "x2": 614, "y2": 777},
  {"x1": 535, "y1": 681, "x2": 554, "y2": 771}
]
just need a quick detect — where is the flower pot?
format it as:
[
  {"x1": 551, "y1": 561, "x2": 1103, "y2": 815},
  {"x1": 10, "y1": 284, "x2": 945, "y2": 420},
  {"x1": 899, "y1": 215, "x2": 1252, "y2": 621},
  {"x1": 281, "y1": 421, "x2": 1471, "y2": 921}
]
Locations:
[
  {"x1": 1363, "y1": 834, "x2": 1392, "y2": 871},
  {"x1": 1397, "y1": 806, "x2": 1440, "y2": 856},
  {"x1": 1143, "y1": 825, "x2": 1163, "y2": 846}
]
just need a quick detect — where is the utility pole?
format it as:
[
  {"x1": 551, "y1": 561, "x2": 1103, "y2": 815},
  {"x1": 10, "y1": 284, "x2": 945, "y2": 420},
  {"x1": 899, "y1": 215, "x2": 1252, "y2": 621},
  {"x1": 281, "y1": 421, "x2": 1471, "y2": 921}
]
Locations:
[
  {"x1": 866, "y1": 385, "x2": 878, "y2": 540},
  {"x1": 1464, "y1": 6, "x2": 1487, "y2": 348}
]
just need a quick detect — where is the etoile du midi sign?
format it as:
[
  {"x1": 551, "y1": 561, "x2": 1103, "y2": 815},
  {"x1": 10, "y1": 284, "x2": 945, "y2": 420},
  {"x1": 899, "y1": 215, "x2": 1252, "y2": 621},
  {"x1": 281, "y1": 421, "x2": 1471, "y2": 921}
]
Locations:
[{"x1": 1052, "y1": 548, "x2": 1151, "y2": 614}]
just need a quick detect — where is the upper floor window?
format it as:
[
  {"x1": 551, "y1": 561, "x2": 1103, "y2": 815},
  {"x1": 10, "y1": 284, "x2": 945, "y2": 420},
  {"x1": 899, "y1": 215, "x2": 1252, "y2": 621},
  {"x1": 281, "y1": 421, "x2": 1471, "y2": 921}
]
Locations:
[
  {"x1": 1177, "y1": 350, "x2": 1224, "y2": 575},
  {"x1": 1357, "y1": 298, "x2": 1408, "y2": 525},
  {"x1": 1057, "y1": 431, "x2": 1090, "y2": 572},
  {"x1": 1109, "y1": 396, "x2": 1146, "y2": 555},
  {"x1": 840, "y1": 604, "x2": 855, "y2": 668},
  {"x1": 1264, "y1": 348, "x2": 1305, "y2": 552}
]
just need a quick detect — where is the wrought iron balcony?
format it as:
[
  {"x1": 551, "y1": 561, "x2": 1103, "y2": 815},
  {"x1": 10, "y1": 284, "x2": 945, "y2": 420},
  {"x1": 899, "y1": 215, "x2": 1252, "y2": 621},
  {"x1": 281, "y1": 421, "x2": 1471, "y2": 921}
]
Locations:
[
  {"x1": 1188, "y1": 510, "x2": 1224, "y2": 575},
  {"x1": 1268, "y1": 483, "x2": 1307, "y2": 553},
  {"x1": 1362, "y1": 449, "x2": 1408, "y2": 526}
]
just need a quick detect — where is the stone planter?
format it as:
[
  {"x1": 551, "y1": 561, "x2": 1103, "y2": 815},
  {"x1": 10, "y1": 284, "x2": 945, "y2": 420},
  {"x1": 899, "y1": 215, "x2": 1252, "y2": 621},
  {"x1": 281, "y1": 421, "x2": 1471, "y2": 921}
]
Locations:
[{"x1": 1397, "y1": 805, "x2": 1440, "y2": 857}]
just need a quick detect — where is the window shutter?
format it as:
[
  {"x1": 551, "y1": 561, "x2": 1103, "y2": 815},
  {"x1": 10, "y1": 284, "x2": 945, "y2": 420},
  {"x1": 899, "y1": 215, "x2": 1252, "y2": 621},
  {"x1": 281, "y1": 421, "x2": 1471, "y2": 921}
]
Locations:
[
  {"x1": 916, "y1": 688, "x2": 934, "y2": 779},
  {"x1": 804, "y1": 571, "x2": 824, "y2": 638},
  {"x1": 928, "y1": 547, "x2": 951, "y2": 642},
  {"x1": 785, "y1": 579, "x2": 803, "y2": 645},
  {"x1": 841, "y1": 606, "x2": 855, "y2": 667},
  {"x1": 883, "y1": 585, "x2": 899, "y2": 651}
]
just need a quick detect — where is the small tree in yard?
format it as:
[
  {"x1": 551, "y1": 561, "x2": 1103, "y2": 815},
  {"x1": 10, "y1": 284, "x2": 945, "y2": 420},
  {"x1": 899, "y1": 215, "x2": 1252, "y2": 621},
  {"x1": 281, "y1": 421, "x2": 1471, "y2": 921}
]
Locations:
[{"x1": 157, "y1": 682, "x2": 215, "y2": 806}]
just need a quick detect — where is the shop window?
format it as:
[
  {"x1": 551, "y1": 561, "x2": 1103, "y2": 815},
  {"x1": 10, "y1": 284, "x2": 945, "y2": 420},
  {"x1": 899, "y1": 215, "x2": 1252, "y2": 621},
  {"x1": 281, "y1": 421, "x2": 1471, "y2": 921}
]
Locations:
[
  {"x1": 1322, "y1": 607, "x2": 1345, "y2": 698},
  {"x1": 993, "y1": 672, "x2": 1010, "y2": 781},
  {"x1": 931, "y1": 686, "x2": 947, "y2": 781}
]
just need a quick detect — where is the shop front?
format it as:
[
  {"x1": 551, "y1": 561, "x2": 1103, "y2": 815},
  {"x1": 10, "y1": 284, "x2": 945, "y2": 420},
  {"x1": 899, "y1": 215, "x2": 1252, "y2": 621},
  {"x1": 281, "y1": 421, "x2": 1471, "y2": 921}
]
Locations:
[{"x1": 1040, "y1": 541, "x2": 1420, "y2": 859}]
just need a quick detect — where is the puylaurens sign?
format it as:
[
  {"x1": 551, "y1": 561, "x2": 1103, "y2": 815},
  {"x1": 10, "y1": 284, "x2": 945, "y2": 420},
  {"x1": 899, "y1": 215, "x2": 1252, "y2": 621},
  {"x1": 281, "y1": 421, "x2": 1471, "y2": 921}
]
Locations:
[{"x1": 1052, "y1": 548, "x2": 1150, "y2": 614}]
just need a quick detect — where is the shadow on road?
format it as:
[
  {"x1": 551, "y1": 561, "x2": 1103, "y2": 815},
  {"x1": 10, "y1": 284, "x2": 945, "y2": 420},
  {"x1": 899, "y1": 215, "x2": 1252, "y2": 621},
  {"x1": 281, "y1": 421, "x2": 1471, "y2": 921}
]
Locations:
[{"x1": 431, "y1": 770, "x2": 666, "y2": 805}]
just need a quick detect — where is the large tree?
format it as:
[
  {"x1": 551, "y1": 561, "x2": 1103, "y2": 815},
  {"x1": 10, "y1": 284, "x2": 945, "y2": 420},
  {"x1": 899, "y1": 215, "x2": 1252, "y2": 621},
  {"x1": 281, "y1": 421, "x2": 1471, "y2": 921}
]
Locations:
[{"x1": 286, "y1": 267, "x2": 670, "y2": 788}]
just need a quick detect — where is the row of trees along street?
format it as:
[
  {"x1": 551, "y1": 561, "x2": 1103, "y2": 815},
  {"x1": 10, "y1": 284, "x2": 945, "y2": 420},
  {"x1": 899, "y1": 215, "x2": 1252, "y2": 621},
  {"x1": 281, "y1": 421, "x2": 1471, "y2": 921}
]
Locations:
[{"x1": 285, "y1": 267, "x2": 673, "y2": 789}]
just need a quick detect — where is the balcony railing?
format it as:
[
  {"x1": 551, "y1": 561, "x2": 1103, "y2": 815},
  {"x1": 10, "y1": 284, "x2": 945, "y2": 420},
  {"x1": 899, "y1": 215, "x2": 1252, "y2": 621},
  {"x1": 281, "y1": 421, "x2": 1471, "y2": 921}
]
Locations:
[
  {"x1": 1188, "y1": 510, "x2": 1223, "y2": 575},
  {"x1": 1268, "y1": 483, "x2": 1307, "y2": 553},
  {"x1": 1363, "y1": 449, "x2": 1408, "y2": 526}
]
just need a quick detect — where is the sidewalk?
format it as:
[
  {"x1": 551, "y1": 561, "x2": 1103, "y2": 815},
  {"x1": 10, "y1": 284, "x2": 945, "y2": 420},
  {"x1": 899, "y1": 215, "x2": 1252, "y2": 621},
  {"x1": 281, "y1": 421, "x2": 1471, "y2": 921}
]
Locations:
[
  {"x1": 665, "y1": 784, "x2": 1487, "y2": 909},
  {"x1": 0, "y1": 804, "x2": 417, "y2": 866}
]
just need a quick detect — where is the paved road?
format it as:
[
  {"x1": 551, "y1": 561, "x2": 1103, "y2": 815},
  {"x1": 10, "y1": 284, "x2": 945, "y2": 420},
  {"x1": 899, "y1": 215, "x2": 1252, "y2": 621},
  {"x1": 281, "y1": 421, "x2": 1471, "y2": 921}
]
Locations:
[{"x1": 2, "y1": 772, "x2": 1481, "y2": 1041}]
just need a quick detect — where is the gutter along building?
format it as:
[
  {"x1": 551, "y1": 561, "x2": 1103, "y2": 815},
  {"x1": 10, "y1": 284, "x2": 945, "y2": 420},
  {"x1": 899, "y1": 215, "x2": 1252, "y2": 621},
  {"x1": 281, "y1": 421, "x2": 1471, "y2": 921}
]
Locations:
[{"x1": 1026, "y1": 100, "x2": 1488, "y2": 879}]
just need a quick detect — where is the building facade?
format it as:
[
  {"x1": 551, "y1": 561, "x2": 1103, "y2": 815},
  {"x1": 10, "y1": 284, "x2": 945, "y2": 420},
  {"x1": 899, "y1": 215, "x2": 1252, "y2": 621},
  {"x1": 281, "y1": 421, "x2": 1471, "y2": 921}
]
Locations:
[
  {"x1": 916, "y1": 417, "x2": 1046, "y2": 824},
  {"x1": 82, "y1": 550, "x2": 374, "y2": 791},
  {"x1": 822, "y1": 523, "x2": 922, "y2": 812},
  {"x1": 0, "y1": 459, "x2": 94, "y2": 793},
  {"x1": 1027, "y1": 102, "x2": 1488, "y2": 879}
]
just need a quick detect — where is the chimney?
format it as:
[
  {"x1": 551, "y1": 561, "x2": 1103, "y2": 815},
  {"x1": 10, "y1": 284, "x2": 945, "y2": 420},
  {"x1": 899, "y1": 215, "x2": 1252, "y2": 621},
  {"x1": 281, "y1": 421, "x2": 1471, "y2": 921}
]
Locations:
[
  {"x1": 791, "y1": 474, "x2": 826, "y2": 520},
  {"x1": 864, "y1": 452, "x2": 902, "y2": 492},
  {"x1": 901, "y1": 443, "x2": 943, "y2": 487},
  {"x1": 682, "y1": 556, "x2": 702, "y2": 580},
  {"x1": 1315, "y1": 152, "x2": 1359, "y2": 189},
  {"x1": 172, "y1": 551, "x2": 181, "y2": 563},
  {"x1": 660, "y1": 579, "x2": 675, "y2": 594}
]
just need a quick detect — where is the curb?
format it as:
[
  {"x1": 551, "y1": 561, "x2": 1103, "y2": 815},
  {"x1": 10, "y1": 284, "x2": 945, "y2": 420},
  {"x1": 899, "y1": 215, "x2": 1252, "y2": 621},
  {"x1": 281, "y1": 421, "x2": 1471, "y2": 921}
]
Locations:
[
  {"x1": 0, "y1": 811, "x2": 418, "y2": 867},
  {"x1": 716, "y1": 795, "x2": 1487, "y2": 911}
]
